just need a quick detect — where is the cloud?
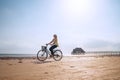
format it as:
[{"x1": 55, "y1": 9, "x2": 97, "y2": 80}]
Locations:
[
  {"x1": 83, "y1": 39, "x2": 120, "y2": 51},
  {"x1": 0, "y1": 40, "x2": 37, "y2": 54}
]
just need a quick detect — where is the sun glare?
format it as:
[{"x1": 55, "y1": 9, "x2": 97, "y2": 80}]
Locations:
[{"x1": 63, "y1": 0, "x2": 92, "y2": 16}]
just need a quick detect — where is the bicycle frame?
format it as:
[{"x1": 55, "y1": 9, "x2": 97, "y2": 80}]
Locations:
[{"x1": 37, "y1": 44, "x2": 63, "y2": 61}]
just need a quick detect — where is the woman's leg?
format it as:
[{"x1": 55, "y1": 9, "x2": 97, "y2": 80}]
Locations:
[{"x1": 49, "y1": 45, "x2": 57, "y2": 55}]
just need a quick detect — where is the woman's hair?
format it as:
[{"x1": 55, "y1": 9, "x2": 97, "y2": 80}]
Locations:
[{"x1": 53, "y1": 34, "x2": 57, "y2": 38}]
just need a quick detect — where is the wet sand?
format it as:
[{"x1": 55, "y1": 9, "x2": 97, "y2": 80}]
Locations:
[{"x1": 0, "y1": 56, "x2": 120, "y2": 80}]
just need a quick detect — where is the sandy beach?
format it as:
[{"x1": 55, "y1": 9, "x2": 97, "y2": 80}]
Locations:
[{"x1": 0, "y1": 56, "x2": 120, "y2": 80}]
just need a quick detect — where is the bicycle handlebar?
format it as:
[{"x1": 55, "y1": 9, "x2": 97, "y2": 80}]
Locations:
[
  {"x1": 46, "y1": 43, "x2": 52, "y2": 46},
  {"x1": 45, "y1": 43, "x2": 53, "y2": 47},
  {"x1": 45, "y1": 44, "x2": 48, "y2": 46}
]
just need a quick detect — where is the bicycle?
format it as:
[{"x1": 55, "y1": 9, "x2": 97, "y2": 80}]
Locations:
[{"x1": 37, "y1": 44, "x2": 63, "y2": 61}]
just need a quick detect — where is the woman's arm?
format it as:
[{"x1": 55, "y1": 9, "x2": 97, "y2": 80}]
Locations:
[{"x1": 48, "y1": 38, "x2": 55, "y2": 45}]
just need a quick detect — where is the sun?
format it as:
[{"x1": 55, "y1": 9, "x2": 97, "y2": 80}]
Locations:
[{"x1": 63, "y1": 0, "x2": 91, "y2": 16}]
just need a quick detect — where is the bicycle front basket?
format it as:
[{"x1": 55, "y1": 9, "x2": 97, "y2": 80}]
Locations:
[{"x1": 41, "y1": 46, "x2": 46, "y2": 51}]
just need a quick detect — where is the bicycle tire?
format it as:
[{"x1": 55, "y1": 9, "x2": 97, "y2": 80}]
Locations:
[
  {"x1": 53, "y1": 50, "x2": 63, "y2": 61},
  {"x1": 37, "y1": 50, "x2": 48, "y2": 61}
]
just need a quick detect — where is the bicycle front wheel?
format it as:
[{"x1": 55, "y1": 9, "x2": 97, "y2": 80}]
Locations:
[
  {"x1": 37, "y1": 50, "x2": 48, "y2": 61},
  {"x1": 53, "y1": 50, "x2": 63, "y2": 61}
]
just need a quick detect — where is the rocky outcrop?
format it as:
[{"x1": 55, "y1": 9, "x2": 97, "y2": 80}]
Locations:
[{"x1": 71, "y1": 47, "x2": 85, "y2": 55}]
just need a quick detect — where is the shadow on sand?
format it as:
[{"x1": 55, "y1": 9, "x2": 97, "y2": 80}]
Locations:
[{"x1": 32, "y1": 60, "x2": 53, "y2": 64}]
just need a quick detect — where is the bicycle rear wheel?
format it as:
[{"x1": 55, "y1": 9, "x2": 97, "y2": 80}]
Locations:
[
  {"x1": 53, "y1": 50, "x2": 63, "y2": 61},
  {"x1": 37, "y1": 50, "x2": 48, "y2": 61}
]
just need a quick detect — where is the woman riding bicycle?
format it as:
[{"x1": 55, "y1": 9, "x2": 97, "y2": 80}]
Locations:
[
  {"x1": 47, "y1": 34, "x2": 59, "y2": 56},
  {"x1": 37, "y1": 34, "x2": 62, "y2": 61}
]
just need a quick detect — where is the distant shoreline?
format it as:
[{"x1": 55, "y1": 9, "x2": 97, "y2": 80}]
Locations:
[
  {"x1": 0, "y1": 52, "x2": 120, "y2": 60},
  {"x1": 0, "y1": 55, "x2": 120, "y2": 60},
  {"x1": 0, "y1": 57, "x2": 36, "y2": 60}
]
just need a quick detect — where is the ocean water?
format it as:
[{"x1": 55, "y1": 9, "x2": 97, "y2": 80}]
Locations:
[
  {"x1": 0, "y1": 54, "x2": 36, "y2": 57},
  {"x1": 0, "y1": 51, "x2": 120, "y2": 57}
]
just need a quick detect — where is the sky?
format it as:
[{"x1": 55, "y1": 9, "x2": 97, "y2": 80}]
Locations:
[{"x1": 0, "y1": 0, "x2": 120, "y2": 55}]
